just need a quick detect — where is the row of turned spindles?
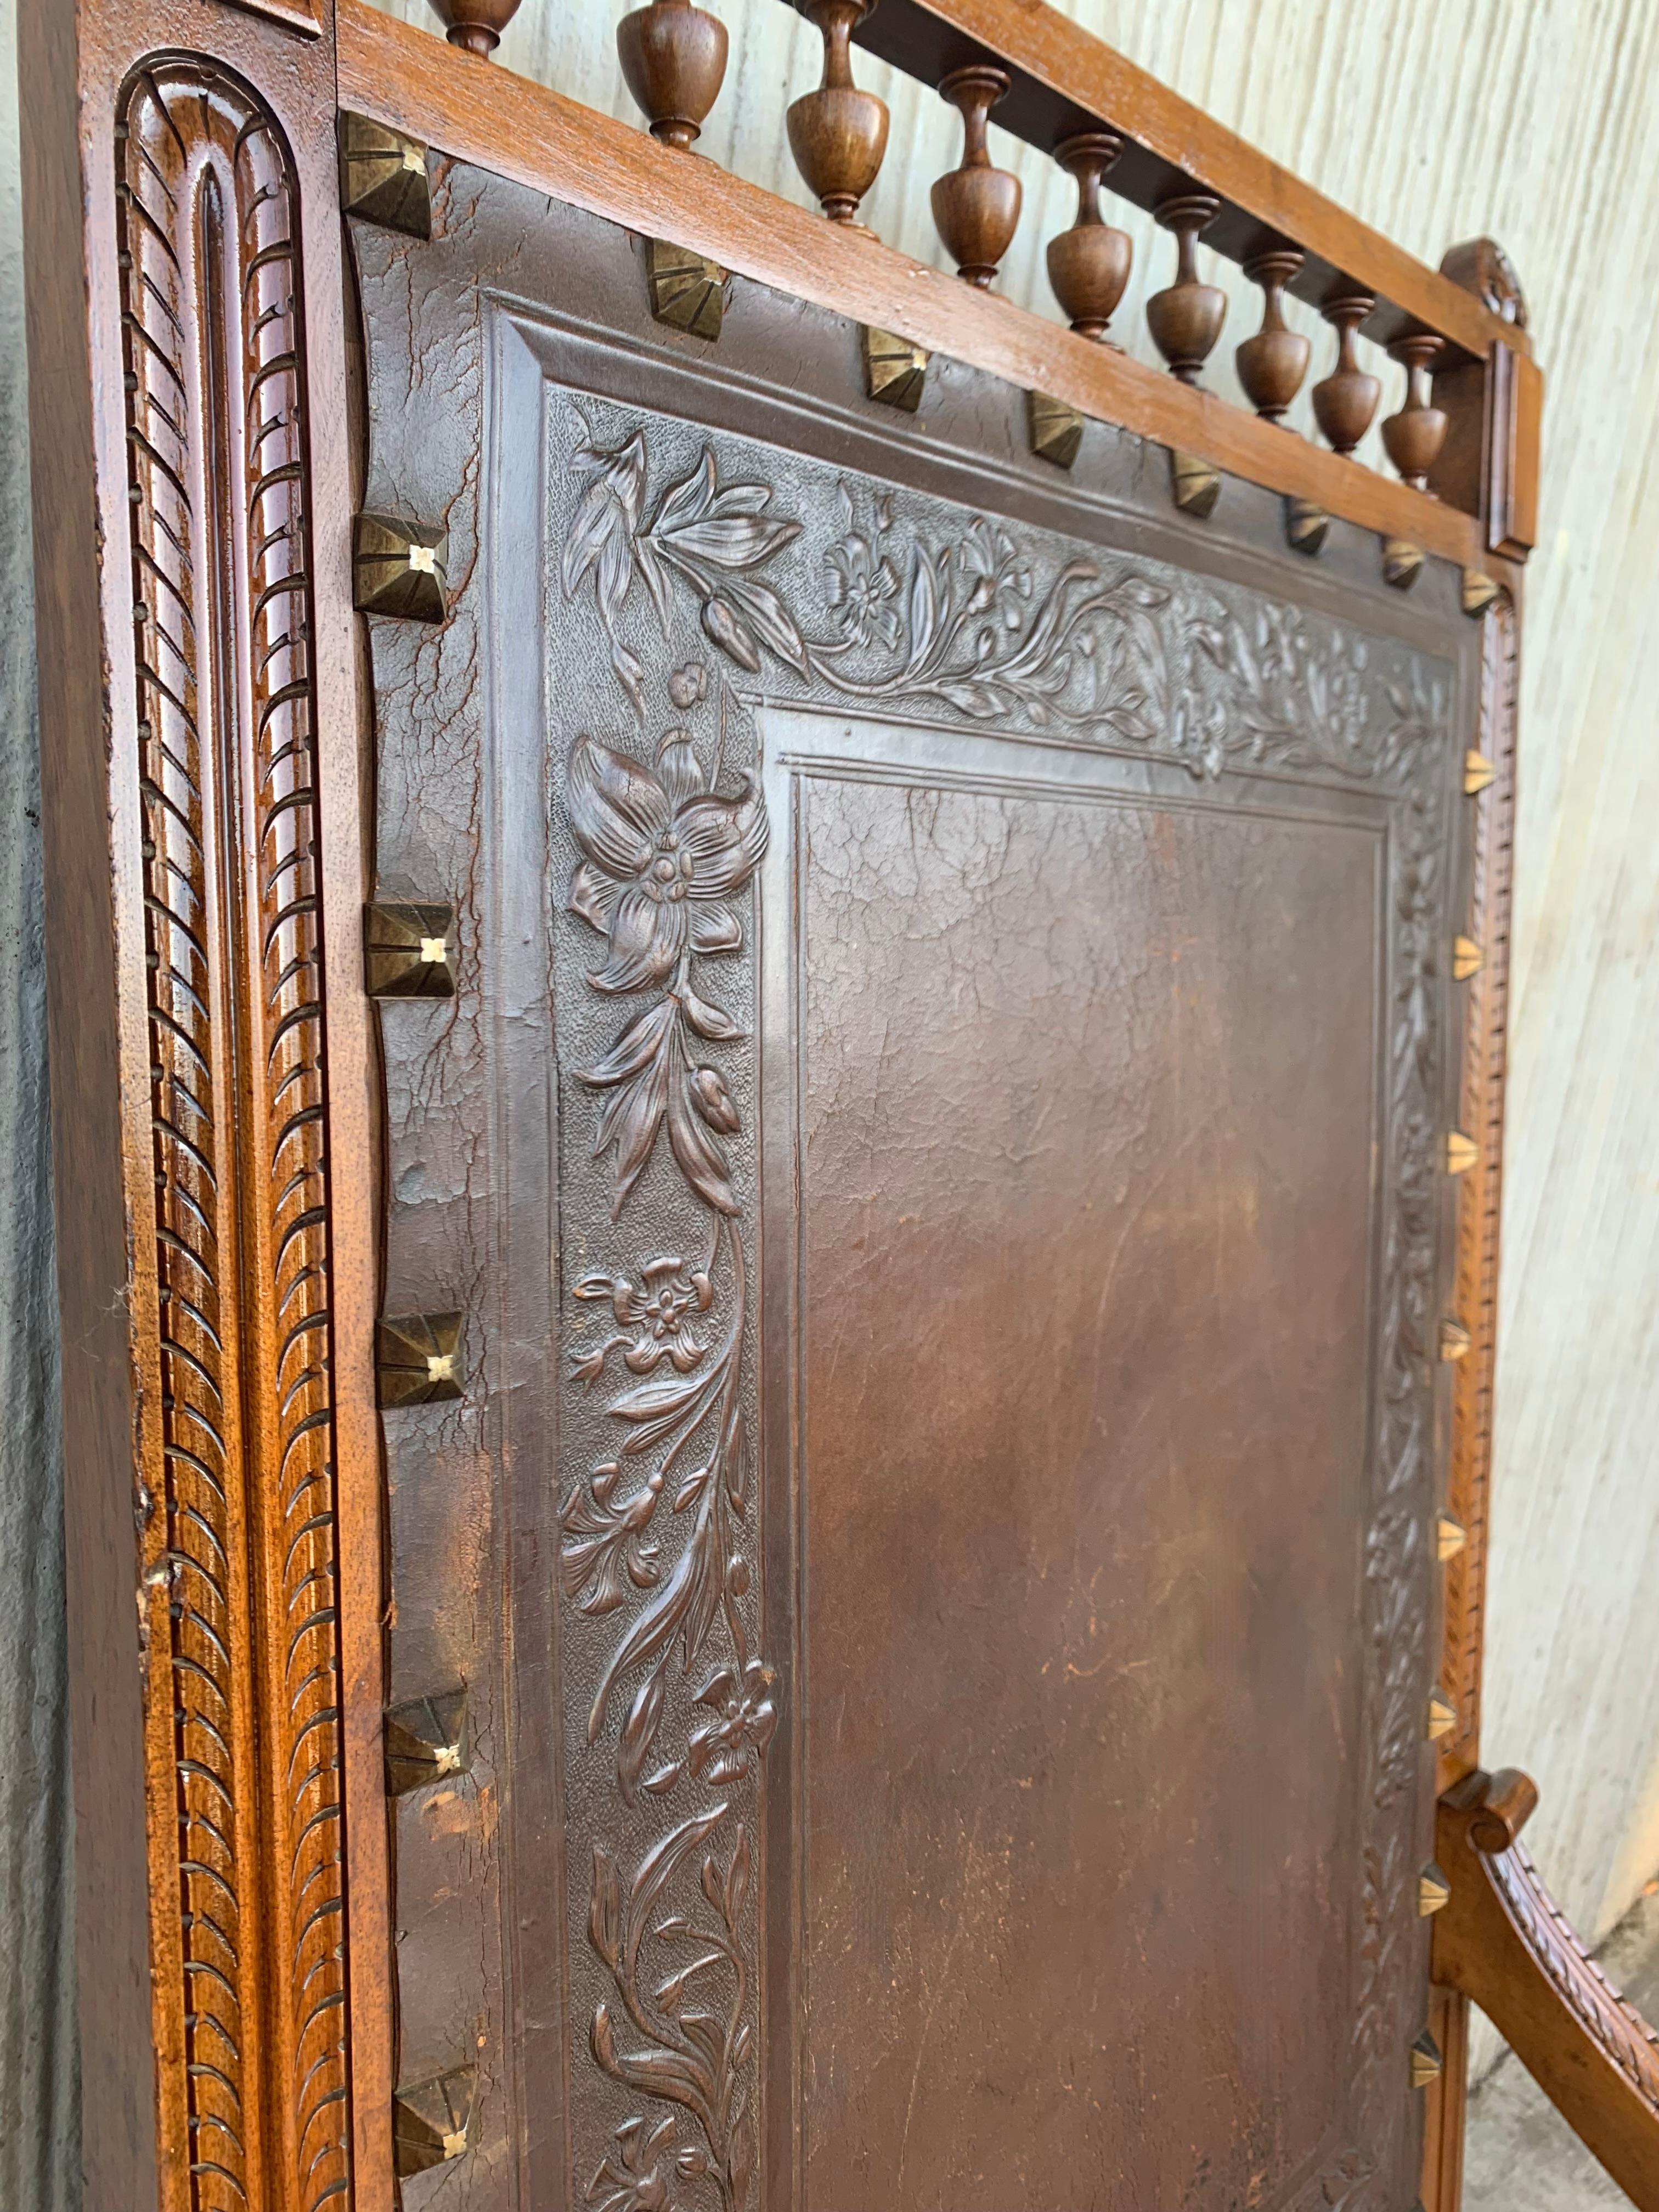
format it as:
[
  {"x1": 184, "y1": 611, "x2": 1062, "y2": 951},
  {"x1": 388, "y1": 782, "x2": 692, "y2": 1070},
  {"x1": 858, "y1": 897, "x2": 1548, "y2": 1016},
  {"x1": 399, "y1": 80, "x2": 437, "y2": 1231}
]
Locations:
[{"x1": 429, "y1": 0, "x2": 1449, "y2": 488}]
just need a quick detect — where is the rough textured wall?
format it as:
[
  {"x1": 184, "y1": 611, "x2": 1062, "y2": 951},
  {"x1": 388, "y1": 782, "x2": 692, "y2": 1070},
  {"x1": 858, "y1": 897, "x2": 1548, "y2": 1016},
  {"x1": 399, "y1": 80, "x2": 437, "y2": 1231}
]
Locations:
[{"x1": 0, "y1": 0, "x2": 81, "y2": 2203}]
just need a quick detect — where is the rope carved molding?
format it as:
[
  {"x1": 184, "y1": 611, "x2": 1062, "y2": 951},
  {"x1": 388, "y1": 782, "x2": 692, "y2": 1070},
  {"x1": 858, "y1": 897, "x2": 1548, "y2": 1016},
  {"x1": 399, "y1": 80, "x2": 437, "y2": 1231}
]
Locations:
[{"x1": 119, "y1": 55, "x2": 351, "y2": 2212}]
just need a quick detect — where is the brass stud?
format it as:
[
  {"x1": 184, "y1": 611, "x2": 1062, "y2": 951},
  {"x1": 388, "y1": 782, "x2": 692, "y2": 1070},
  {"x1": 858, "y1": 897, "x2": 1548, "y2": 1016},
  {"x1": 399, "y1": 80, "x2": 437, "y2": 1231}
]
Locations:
[
  {"x1": 1285, "y1": 496, "x2": 1329, "y2": 557},
  {"x1": 1452, "y1": 935, "x2": 1483, "y2": 980},
  {"x1": 1437, "y1": 1513, "x2": 1468, "y2": 1562},
  {"x1": 646, "y1": 239, "x2": 725, "y2": 340},
  {"x1": 1026, "y1": 391, "x2": 1084, "y2": 470},
  {"x1": 1383, "y1": 537, "x2": 1425, "y2": 590},
  {"x1": 1446, "y1": 1130, "x2": 1479, "y2": 1176},
  {"x1": 366, "y1": 901, "x2": 456, "y2": 998},
  {"x1": 1418, "y1": 1862, "x2": 1451, "y2": 1916},
  {"x1": 862, "y1": 326, "x2": 928, "y2": 411},
  {"x1": 1169, "y1": 449, "x2": 1220, "y2": 518},
  {"x1": 378, "y1": 1311, "x2": 464, "y2": 1408},
  {"x1": 353, "y1": 512, "x2": 449, "y2": 624},
  {"x1": 1464, "y1": 751, "x2": 1497, "y2": 795},
  {"x1": 1426, "y1": 1686, "x2": 1457, "y2": 1740},
  {"x1": 1410, "y1": 2031, "x2": 1444, "y2": 2089},
  {"x1": 338, "y1": 112, "x2": 431, "y2": 239},
  {"x1": 386, "y1": 1686, "x2": 469, "y2": 1796},
  {"x1": 393, "y1": 2063, "x2": 478, "y2": 2177},
  {"x1": 1440, "y1": 1318, "x2": 1471, "y2": 1362},
  {"x1": 1462, "y1": 568, "x2": 1501, "y2": 618}
]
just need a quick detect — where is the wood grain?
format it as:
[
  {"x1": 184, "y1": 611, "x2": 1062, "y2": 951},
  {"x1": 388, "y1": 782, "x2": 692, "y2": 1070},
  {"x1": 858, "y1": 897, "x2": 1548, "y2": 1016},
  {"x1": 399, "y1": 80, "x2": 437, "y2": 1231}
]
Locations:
[
  {"x1": 335, "y1": 0, "x2": 1499, "y2": 573},
  {"x1": 22, "y1": 2, "x2": 392, "y2": 2205}
]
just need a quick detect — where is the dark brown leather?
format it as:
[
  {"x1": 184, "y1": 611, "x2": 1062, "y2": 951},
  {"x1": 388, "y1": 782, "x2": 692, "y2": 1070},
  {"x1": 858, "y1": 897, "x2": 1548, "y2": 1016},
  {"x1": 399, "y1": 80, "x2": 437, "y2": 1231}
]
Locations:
[{"x1": 354, "y1": 160, "x2": 1476, "y2": 2210}]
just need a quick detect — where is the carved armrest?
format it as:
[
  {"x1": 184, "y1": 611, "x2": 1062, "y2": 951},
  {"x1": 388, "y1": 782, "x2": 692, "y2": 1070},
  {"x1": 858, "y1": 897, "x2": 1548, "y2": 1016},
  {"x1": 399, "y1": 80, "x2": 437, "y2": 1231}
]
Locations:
[{"x1": 1434, "y1": 1768, "x2": 1659, "y2": 2207}]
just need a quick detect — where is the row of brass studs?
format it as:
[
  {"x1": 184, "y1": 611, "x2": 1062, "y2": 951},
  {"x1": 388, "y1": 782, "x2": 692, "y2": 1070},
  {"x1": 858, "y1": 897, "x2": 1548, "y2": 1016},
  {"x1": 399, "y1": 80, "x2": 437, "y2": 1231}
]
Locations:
[
  {"x1": 1410, "y1": 640, "x2": 1499, "y2": 2053},
  {"x1": 343, "y1": 113, "x2": 482, "y2": 2181}
]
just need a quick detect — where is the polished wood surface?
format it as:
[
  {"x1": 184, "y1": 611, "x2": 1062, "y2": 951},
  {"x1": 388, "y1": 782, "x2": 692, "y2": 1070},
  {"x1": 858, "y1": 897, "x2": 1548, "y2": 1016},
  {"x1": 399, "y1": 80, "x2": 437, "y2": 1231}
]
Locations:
[
  {"x1": 1435, "y1": 1772, "x2": 1659, "y2": 2209},
  {"x1": 22, "y1": 1, "x2": 390, "y2": 2205},
  {"x1": 335, "y1": 0, "x2": 1501, "y2": 573}
]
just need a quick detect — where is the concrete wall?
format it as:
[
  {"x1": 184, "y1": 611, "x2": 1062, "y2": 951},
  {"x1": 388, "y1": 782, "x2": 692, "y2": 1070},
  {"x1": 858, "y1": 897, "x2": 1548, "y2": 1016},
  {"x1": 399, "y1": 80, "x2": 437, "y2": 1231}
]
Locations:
[{"x1": 0, "y1": 0, "x2": 81, "y2": 2200}]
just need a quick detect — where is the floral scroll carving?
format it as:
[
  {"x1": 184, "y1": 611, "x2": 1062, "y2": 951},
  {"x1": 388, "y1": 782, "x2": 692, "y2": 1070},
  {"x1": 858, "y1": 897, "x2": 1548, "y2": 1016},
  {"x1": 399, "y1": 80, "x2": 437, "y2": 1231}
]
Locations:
[{"x1": 556, "y1": 416, "x2": 1449, "y2": 2211}]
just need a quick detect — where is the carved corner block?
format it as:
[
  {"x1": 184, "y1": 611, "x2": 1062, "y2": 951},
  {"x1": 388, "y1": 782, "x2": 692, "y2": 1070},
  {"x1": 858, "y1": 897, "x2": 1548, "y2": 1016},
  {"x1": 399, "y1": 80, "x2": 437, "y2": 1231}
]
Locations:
[
  {"x1": 377, "y1": 1311, "x2": 464, "y2": 1407},
  {"x1": 646, "y1": 239, "x2": 725, "y2": 340},
  {"x1": 1026, "y1": 390, "x2": 1084, "y2": 469},
  {"x1": 1167, "y1": 449, "x2": 1220, "y2": 518},
  {"x1": 862, "y1": 325, "x2": 928, "y2": 411},
  {"x1": 365, "y1": 900, "x2": 456, "y2": 998},
  {"x1": 385, "y1": 1686, "x2": 469, "y2": 1796},
  {"x1": 338, "y1": 111, "x2": 432, "y2": 239},
  {"x1": 353, "y1": 511, "x2": 449, "y2": 623},
  {"x1": 1383, "y1": 537, "x2": 1424, "y2": 590},
  {"x1": 1284, "y1": 496, "x2": 1329, "y2": 557},
  {"x1": 393, "y1": 2063, "x2": 478, "y2": 2177}
]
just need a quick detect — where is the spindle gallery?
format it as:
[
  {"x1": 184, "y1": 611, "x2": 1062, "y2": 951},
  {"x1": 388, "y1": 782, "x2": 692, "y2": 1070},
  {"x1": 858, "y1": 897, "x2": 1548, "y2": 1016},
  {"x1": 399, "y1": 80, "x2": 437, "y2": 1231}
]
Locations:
[{"x1": 26, "y1": 5, "x2": 1594, "y2": 2212}]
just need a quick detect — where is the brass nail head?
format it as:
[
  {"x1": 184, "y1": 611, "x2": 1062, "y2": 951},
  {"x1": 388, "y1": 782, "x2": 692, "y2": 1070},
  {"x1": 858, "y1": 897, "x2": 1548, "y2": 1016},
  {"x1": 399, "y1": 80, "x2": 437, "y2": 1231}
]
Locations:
[
  {"x1": 1452, "y1": 934, "x2": 1483, "y2": 980},
  {"x1": 1383, "y1": 537, "x2": 1425, "y2": 590},
  {"x1": 393, "y1": 2063, "x2": 478, "y2": 2177},
  {"x1": 1418, "y1": 1862, "x2": 1451, "y2": 1916},
  {"x1": 1440, "y1": 1318, "x2": 1472, "y2": 1362},
  {"x1": 863, "y1": 325, "x2": 929, "y2": 411},
  {"x1": 1446, "y1": 1130, "x2": 1479, "y2": 1176},
  {"x1": 1437, "y1": 1513, "x2": 1468, "y2": 1562},
  {"x1": 366, "y1": 901, "x2": 456, "y2": 998},
  {"x1": 338, "y1": 111, "x2": 432, "y2": 239},
  {"x1": 1464, "y1": 750, "x2": 1497, "y2": 795},
  {"x1": 385, "y1": 1686, "x2": 469, "y2": 1797},
  {"x1": 646, "y1": 238, "x2": 725, "y2": 340},
  {"x1": 1462, "y1": 568, "x2": 1501, "y2": 617},
  {"x1": 1027, "y1": 390, "x2": 1084, "y2": 470},
  {"x1": 1426, "y1": 1686, "x2": 1457, "y2": 1741},
  {"x1": 1169, "y1": 449, "x2": 1220, "y2": 518},
  {"x1": 354, "y1": 511, "x2": 449, "y2": 623},
  {"x1": 1285, "y1": 496, "x2": 1329, "y2": 557},
  {"x1": 1410, "y1": 2030, "x2": 1444, "y2": 2088},
  {"x1": 378, "y1": 1311, "x2": 464, "y2": 1407}
]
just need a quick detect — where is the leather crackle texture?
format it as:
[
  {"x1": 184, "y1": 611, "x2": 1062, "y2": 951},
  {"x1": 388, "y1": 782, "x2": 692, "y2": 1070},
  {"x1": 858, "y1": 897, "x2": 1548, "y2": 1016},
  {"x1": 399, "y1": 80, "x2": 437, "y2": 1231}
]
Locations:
[{"x1": 352, "y1": 157, "x2": 1479, "y2": 2212}]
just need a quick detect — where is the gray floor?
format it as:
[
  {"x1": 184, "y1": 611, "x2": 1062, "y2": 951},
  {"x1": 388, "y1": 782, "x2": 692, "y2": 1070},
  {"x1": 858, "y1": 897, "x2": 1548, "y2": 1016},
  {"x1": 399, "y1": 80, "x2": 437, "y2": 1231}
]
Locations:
[{"x1": 1464, "y1": 1886, "x2": 1659, "y2": 2210}]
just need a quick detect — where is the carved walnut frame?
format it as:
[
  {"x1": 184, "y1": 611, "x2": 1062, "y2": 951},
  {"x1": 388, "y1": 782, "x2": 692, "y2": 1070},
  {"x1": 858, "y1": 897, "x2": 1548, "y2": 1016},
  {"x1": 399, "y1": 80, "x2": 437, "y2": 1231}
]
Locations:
[{"x1": 26, "y1": 1, "x2": 1641, "y2": 2209}]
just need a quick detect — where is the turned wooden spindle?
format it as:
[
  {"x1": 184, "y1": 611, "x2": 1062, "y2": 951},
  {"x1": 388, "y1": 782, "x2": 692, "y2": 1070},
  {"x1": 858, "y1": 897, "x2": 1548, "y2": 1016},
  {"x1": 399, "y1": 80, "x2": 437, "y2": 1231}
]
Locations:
[
  {"x1": 1045, "y1": 132, "x2": 1132, "y2": 341},
  {"x1": 1146, "y1": 191, "x2": 1226, "y2": 385},
  {"x1": 930, "y1": 65, "x2": 1022, "y2": 289},
  {"x1": 1382, "y1": 332, "x2": 1449, "y2": 489},
  {"x1": 787, "y1": 0, "x2": 889, "y2": 224},
  {"x1": 1312, "y1": 289, "x2": 1381, "y2": 455},
  {"x1": 428, "y1": 0, "x2": 522, "y2": 53},
  {"x1": 1235, "y1": 246, "x2": 1311, "y2": 422},
  {"x1": 617, "y1": 0, "x2": 730, "y2": 151}
]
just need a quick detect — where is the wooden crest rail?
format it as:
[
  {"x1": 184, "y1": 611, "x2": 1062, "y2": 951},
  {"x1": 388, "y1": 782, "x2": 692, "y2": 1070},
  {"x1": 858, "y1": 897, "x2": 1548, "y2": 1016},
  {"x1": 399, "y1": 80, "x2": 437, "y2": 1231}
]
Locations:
[{"x1": 16, "y1": 0, "x2": 1646, "y2": 2207}]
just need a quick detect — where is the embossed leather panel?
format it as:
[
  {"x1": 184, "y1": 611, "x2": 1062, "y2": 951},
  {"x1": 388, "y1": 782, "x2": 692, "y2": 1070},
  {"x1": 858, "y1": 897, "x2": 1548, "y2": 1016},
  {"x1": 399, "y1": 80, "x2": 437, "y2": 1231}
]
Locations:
[{"x1": 353, "y1": 163, "x2": 1477, "y2": 2211}]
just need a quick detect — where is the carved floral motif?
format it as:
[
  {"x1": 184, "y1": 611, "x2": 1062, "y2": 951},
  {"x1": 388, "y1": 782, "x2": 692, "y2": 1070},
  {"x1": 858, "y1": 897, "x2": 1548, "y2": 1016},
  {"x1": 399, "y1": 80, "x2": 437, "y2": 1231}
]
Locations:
[{"x1": 558, "y1": 416, "x2": 1451, "y2": 2211}]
